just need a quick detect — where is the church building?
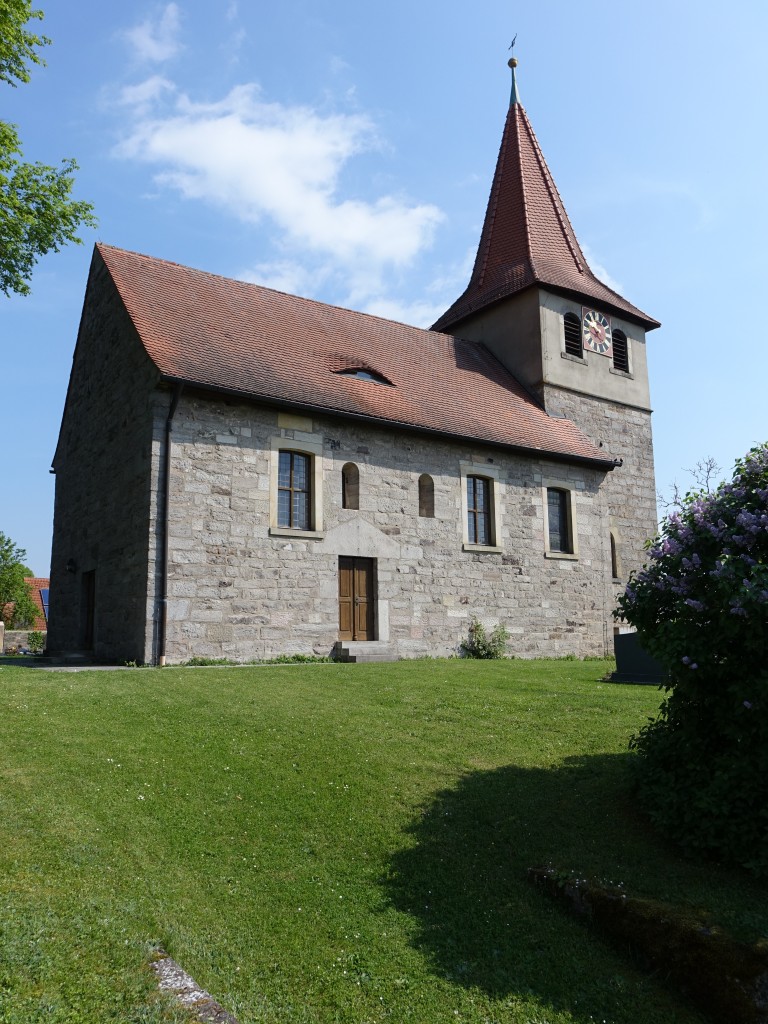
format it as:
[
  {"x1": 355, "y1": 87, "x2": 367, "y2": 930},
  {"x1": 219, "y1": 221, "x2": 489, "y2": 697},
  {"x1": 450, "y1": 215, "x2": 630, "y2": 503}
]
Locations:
[{"x1": 48, "y1": 58, "x2": 659, "y2": 664}]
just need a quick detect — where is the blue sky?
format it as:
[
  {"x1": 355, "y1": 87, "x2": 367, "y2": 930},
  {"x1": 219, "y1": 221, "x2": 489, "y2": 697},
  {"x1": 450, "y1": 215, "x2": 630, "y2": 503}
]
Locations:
[{"x1": 3, "y1": 0, "x2": 768, "y2": 575}]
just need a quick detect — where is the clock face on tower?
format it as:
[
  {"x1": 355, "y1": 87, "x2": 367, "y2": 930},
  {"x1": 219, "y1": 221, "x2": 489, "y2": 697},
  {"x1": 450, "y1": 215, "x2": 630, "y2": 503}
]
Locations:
[{"x1": 582, "y1": 308, "x2": 613, "y2": 356}]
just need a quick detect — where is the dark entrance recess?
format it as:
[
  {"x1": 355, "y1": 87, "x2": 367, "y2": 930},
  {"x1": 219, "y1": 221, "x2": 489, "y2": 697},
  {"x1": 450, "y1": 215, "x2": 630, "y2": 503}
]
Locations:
[{"x1": 338, "y1": 557, "x2": 375, "y2": 641}]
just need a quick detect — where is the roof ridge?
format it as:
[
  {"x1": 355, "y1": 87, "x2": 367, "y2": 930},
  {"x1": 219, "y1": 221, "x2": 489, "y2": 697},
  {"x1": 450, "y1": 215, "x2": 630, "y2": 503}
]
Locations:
[
  {"x1": 514, "y1": 107, "x2": 535, "y2": 279},
  {"x1": 476, "y1": 107, "x2": 510, "y2": 289},
  {"x1": 97, "y1": 242, "x2": 467, "y2": 342},
  {"x1": 521, "y1": 106, "x2": 585, "y2": 275},
  {"x1": 90, "y1": 243, "x2": 612, "y2": 468}
]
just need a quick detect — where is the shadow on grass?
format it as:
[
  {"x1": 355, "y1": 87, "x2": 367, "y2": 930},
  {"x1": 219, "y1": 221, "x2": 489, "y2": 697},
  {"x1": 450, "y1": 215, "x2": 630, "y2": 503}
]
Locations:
[{"x1": 383, "y1": 753, "x2": 686, "y2": 1018}]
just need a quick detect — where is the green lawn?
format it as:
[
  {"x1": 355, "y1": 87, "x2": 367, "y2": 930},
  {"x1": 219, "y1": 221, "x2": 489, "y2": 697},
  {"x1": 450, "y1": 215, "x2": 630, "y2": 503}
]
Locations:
[{"x1": 0, "y1": 660, "x2": 765, "y2": 1023}]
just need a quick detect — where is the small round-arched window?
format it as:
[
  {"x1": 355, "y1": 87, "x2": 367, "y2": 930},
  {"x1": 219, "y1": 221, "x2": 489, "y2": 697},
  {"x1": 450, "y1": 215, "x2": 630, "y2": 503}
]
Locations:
[
  {"x1": 418, "y1": 474, "x2": 435, "y2": 518},
  {"x1": 342, "y1": 462, "x2": 359, "y2": 510}
]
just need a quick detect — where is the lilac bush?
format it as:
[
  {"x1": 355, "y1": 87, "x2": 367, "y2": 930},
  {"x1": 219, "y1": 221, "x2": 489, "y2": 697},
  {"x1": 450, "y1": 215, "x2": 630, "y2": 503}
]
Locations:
[{"x1": 616, "y1": 443, "x2": 768, "y2": 875}]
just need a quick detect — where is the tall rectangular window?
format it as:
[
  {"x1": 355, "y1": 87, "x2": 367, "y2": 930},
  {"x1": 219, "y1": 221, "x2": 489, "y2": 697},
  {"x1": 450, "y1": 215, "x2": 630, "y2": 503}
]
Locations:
[
  {"x1": 467, "y1": 475, "x2": 492, "y2": 545},
  {"x1": 547, "y1": 487, "x2": 572, "y2": 553},
  {"x1": 278, "y1": 451, "x2": 311, "y2": 530}
]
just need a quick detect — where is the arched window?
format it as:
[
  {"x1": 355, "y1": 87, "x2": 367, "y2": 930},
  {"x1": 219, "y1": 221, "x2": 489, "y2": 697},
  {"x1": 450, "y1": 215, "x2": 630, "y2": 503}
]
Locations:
[
  {"x1": 612, "y1": 329, "x2": 629, "y2": 372},
  {"x1": 418, "y1": 474, "x2": 434, "y2": 518},
  {"x1": 563, "y1": 311, "x2": 583, "y2": 358},
  {"x1": 341, "y1": 462, "x2": 359, "y2": 510}
]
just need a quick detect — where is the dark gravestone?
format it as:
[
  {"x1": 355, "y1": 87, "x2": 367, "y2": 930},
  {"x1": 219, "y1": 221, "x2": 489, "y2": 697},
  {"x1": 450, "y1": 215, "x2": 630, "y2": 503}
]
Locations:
[{"x1": 611, "y1": 632, "x2": 667, "y2": 685}]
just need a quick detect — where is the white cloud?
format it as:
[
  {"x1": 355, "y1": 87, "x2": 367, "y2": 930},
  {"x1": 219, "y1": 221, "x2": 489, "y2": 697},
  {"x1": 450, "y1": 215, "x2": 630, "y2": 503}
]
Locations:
[
  {"x1": 118, "y1": 75, "x2": 175, "y2": 114},
  {"x1": 116, "y1": 82, "x2": 444, "y2": 305},
  {"x1": 125, "y1": 3, "x2": 182, "y2": 63},
  {"x1": 360, "y1": 296, "x2": 446, "y2": 330},
  {"x1": 239, "y1": 260, "x2": 327, "y2": 298}
]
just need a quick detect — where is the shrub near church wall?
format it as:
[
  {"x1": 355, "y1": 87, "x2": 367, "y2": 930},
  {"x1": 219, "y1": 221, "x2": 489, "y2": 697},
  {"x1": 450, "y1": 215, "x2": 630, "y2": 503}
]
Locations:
[{"x1": 2, "y1": 629, "x2": 47, "y2": 653}]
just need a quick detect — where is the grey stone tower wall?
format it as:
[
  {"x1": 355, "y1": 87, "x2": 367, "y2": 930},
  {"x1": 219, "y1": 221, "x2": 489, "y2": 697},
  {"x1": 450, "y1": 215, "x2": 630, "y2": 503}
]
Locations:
[
  {"x1": 156, "y1": 392, "x2": 619, "y2": 663},
  {"x1": 541, "y1": 385, "x2": 657, "y2": 580},
  {"x1": 48, "y1": 255, "x2": 159, "y2": 662},
  {"x1": 438, "y1": 290, "x2": 658, "y2": 608}
]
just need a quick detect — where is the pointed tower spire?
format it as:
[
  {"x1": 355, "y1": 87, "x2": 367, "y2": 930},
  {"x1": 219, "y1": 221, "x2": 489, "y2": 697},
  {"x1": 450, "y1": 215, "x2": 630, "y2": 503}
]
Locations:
[
  {"x1": 508, "y1": 36, "x2": 521, "y2": 106},
  {"x1": 432, "y1": 53, "x2": 659, "y2": 333}
]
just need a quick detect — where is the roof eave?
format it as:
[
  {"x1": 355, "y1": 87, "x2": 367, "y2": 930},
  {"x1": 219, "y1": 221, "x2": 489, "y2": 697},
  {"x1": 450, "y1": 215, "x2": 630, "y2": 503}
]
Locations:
[
  {"x1": 158, "y1": 374, "x2": 619, "y2": 472},
  {"x1": 432, "y1": 279, "x2": 660, "y2": 336}
]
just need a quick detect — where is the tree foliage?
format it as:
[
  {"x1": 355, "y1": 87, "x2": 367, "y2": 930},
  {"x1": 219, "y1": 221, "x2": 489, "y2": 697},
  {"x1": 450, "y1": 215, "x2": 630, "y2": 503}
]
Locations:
[
  {"x1": 0, "y1": 532, "x2": 39, "y2": 628},
  {"x1": 617, "y1": 443, "x2": 768, "y2": 876},
  {"x1": 0, "y1": 1, "x2": 96, "y2": 297}
]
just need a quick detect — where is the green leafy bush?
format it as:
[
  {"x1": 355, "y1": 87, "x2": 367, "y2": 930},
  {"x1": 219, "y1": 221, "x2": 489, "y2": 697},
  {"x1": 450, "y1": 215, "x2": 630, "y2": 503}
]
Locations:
[
  {"x1": 270, "y1": 653, "x2": 330, "y2": 664},
  {"x1": 460, "y1": 617, "x2": 510, "y2": 659},
  {"x1": 616, "y1": 443, "x2": 768, "y2": 876},
  {"x1": 184, "y1": 656, "x2": 232, "y2": 666},
  {"x1": 26, "y1": 630, "x2": 45, "y2": 653}
]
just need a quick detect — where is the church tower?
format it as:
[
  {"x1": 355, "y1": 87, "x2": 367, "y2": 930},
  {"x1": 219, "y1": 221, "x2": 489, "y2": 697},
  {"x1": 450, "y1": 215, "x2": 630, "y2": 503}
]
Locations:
[{"x1": 432, "y1": 54, "x2": 660, "y2": 583}]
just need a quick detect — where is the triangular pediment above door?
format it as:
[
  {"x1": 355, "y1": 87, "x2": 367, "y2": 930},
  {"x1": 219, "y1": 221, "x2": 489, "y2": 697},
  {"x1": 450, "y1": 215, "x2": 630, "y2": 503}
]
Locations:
[{"x1": 319, "y1": 517, "x2": 420, "y2": 560}]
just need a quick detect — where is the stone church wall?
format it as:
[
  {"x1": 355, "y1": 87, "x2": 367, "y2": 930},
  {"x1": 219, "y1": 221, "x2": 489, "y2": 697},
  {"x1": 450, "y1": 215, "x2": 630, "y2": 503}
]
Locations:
[
  {"x1": 48, "y1": 257, "x2": 160, "y2": 662},
  {"x1": 157, "y1": 392, "x2": 619, "y2": 663}
]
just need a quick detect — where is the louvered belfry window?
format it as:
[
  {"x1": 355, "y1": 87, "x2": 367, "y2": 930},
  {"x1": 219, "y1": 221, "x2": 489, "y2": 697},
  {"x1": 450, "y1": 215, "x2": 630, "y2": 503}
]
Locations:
[
  {"x1": 563, "y1": 311, "x2": 583, "y2": 358},
  {"x1": 278, "y1": 451, "x2": 311, "y2": 529},
  {"x1": 467, "y1": 476, "x2": 492, "y2": 545},
  {"x1": 612, "y1": 329, "x2": 629, "y2": 372}
]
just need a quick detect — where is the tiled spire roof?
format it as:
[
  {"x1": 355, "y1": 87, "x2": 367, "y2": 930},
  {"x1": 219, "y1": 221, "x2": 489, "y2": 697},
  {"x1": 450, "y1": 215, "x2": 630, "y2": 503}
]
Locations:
[
  {"x1": 95, "y1": 244, "x2": 616, "y2": 468},
  {"x1": 432, "y1": 60, "x2": 660, "y2": 333}
]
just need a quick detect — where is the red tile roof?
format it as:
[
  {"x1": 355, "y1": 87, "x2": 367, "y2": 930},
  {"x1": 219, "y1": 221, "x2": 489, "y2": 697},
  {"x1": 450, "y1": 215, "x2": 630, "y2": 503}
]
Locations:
[
  {"x1": 25, "y1": 578, "x2": 49, "y2": 631},
  {"x1": 96, "y1": 243, "x2": 615, "y2": 468},
  {"x1": 2, "y1": 578, "x2": 49, "y2": 631},
  {"x1": 432, "y1": 100, "x2": 660, "y2": 333}
]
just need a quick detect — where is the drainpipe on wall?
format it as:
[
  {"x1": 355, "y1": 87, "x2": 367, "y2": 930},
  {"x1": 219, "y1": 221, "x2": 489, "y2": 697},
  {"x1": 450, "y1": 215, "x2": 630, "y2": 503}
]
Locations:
[{"x1": 157, "y1": 382, "x2": 184, "y2": 666}]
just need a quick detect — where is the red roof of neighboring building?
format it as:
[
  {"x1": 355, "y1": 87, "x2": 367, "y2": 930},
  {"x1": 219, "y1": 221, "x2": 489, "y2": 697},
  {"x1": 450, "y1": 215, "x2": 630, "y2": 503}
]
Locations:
[
  {"x1": 25, "y1": 578, "x2": 49, "y2": 631},
  {"x1": 2, "y1": 578, "x2": 49, "y2": 632},
  {"x1": 95, "y1": 243, "x2": 615, "y2": 468},
  {"x1": 432, "y1": 93, "x2": 660, "y2": 333}
]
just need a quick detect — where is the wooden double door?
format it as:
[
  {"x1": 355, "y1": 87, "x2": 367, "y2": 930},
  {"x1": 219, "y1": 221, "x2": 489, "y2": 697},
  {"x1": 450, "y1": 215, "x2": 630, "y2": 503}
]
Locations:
[{"x1": 338, "y1": 557, "x2": 375, "y2": 641}]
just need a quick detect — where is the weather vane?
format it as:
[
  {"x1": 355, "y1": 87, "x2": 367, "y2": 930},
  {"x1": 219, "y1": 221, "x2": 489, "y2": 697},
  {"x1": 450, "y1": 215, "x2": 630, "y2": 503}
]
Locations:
[{"x1": 507, "y1": 34, "x2": 520, "y2": 104}]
